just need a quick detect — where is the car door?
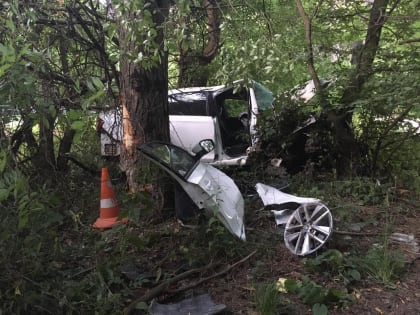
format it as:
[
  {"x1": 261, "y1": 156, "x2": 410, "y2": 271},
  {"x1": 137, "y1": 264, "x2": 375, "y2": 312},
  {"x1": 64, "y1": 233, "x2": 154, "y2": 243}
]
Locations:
[
  {"x1": 138, "y1": 141, "x2": 246, "y2": 240},
  {"x1": 168, "y1": 89, "x2": 218, "y2": 163},
  {"x1": 170, "y1": 116, "x2": 217, "y2": 163}
]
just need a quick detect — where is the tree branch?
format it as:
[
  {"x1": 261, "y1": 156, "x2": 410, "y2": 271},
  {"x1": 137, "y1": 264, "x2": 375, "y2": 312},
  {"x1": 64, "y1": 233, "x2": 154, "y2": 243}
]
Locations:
[
  {"x1": 168, "y1": 250, "x2": 257, "y2": 294},
  {"x1": 123, "y1": 262, "x2": 214, "y2": 314},
  {"x1": 295, "y1": 0, "x2": 321, "y2": 90},
  {"x1": 123, "y1": 250, "x2": 257, "y2": 314}
]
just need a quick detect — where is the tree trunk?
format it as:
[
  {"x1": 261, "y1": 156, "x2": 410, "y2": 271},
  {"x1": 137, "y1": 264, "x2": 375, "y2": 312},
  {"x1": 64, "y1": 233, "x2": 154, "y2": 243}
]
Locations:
[
  {"x1": 119, "y1": 0, "x2": 170, "y2": 193},
  {"x1": 56, "y1": 128, "x2": 76, "y2": 171},
  {"x1": 35, "y1": 113, "x2": 56, "y2": 172},
  {"x1": 296, "y1": 0, "x2": 391, "y2": 175},
  {"x1": 177, "y1": 0, "x2": 221, "y2": 87},
  {"x1": 331, "y1": 0, "x2": 390, "y2": 174}
]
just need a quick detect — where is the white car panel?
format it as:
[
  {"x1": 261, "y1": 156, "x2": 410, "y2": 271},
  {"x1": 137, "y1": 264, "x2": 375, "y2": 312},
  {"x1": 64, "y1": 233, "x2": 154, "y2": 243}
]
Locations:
[
  {"x1": 188, "y1": 163, "x2": 245, "y2": 240},
  {"x1": 138, "y1": 142, "x2": 246, "y2": 241},
  {"x1": 255, "y1": 183, "x2": 320, "y2": 205},
  {"x1": 169, "y1": 115, "x2": 216, "y2": 162}
]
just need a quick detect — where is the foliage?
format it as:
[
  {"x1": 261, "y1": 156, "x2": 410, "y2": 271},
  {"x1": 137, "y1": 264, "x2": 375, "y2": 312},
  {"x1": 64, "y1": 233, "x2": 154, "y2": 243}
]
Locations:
[
  {"x1": 195, "y1": 214, "x2": 246, "y2": 259},
  {"x1": 0, "y1": 164, "x2": 136, "y2": 314},
  {"x1": 357, "y1": 245, "x2": 406, "y2": 286},
  {"x1": 304, "y1": 240, "x2": 407, "y2": 289},
  {"x1": 353, "y1": 222, "x2": 407, "y2": 287},
  {"x1": 0, "y1": 0, "x2": 115, "y2": 179},
  {"x1": 282, "y1": 276, "x2": 353, "y2": 313},
  {"x1": 328, "y1": 178, "x2": 395, "y2": 206},
  {"x1": 254, "y1": 281, "x2": 282, "y2": 315},
  {"x1": 256, "y1": 95, "x2": 334, "y2": 175},
  {"x1": 304, "y1": 249, "x2": 362, "y2": 287}
]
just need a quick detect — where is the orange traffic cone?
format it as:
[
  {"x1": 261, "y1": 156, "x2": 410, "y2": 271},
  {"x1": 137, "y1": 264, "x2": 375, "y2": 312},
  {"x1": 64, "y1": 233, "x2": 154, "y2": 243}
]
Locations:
[{"x1": 93, "y1": 167, "x2": 128, "y2": 229}]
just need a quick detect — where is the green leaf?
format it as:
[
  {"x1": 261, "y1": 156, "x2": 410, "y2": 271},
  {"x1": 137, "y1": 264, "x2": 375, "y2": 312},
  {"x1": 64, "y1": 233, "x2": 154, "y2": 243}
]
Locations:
[
  {"x1": 134, "y1": 302, "x2": 148, "y2": 310},
  {"x1": 284, "y1": 279, "x2": 300, "y2": 293},
  {"x1": 6, "y1": 19, "x2": 16, "y2": 32},
  {"x1": 0, "y1": 151, "x2": 7, "y2": 172},
  {"x1": 313, "y1": 303, "x2": 328, "y2": 315},
  {"x1": 71, "y1": 120, "x2": 85, "y2": 130},
  {"x1": 348, "y1": 269, "x2": 361, "y2": 281},
  {"x1": 0, "y1": 188, "x2": 11, "y2": 201},
  {"x1": 0, "y1": 64, "x2": 12, "y2": 76},
  {"x1": 67, "y1": 110, "x2": 82, "y2": 121},
  {"x1": 91, "y1": 77, "x2": 104, "y2": 89}
]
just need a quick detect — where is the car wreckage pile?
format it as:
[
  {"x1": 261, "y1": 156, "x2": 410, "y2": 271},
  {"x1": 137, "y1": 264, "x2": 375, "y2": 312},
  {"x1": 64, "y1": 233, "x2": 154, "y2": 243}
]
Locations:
[
  {"x1": 138, "y1": 139, "x2": 333, "y2": 257},
  {"x1": 99, "y1": 80, "x2": 333, "y2": 256}
]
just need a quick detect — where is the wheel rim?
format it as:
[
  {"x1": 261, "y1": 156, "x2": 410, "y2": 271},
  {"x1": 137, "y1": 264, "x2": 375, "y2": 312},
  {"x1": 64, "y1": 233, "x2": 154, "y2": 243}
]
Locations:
[{"x1": 284, "y1": 203, "x2": 333, "y2": 256}]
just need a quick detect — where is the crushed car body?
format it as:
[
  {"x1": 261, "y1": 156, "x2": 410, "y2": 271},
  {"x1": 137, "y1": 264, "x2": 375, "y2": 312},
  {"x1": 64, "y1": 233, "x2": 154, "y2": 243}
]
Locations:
[
  {"x1": 137, "y1": 140, "x2": 333, "y2": 256},
  {"x1": 100, "y1": 80, "x2": 274, "y2": 166}
]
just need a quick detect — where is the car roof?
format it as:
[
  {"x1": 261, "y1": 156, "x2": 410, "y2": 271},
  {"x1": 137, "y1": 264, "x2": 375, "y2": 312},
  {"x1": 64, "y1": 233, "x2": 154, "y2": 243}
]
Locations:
[
  {"x1": 168, "y1": 80, "x2": 248, "y2": 95},
  {"x1": 168, "y1": 85, "x2": 226, "y2": 95}
]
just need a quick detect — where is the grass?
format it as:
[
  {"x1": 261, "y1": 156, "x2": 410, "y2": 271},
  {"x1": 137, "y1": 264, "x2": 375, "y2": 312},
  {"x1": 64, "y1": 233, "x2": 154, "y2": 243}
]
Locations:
[{"x1": 254, "y1": 282, "x2": 281, "y2": 315}]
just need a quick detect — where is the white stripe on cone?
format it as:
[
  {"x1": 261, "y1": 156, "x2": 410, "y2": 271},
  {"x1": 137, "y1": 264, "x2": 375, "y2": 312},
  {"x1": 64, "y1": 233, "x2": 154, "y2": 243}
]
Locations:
[{"x1": 101, "y1": 198, "x2": 117, "y2": 208}]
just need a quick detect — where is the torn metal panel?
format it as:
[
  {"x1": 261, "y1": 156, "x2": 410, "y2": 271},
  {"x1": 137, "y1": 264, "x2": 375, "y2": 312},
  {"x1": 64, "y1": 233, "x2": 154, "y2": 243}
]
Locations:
[
  {"x1": 271, "y1": 209, "x2": 294, "y2": 226},
  {"x1": 138, "y1": 141, "x2": 246, "y2": 241},
  {"x1": 256, "y1": 183, "x2": 320, "y2": 206},
  {"x1": 255, "y1": 183, "x2": 333, "y2": 256}
]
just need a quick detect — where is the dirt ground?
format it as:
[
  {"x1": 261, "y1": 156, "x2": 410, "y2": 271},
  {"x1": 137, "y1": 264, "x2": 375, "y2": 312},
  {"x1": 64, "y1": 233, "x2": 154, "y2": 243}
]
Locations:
[
  {"x1": 129, "y1": 193, "x2": 420, "y2": 315},
  {"x1": 205, "y1": 217, "x2": 420, "y2": 315}
]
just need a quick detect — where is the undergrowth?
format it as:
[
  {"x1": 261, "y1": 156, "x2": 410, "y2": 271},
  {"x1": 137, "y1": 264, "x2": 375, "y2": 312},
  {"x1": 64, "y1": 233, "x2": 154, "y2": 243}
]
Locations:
[{"x1": 0, "y1": 147, "x2": 417, "y2": 314}]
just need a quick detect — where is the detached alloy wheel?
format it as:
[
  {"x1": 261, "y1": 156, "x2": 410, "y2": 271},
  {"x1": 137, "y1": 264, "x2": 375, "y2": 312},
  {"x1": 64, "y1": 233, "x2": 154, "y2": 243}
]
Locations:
[{"x1": 284, "y1": 203, "x2": 333, "y2": 256}]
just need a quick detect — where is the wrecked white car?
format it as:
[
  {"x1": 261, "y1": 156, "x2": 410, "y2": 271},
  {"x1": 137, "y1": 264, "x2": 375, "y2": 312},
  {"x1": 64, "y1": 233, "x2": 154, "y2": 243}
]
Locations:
[
  {"x1": 100, "y1": 80, "x2": 274, "y2": 166},
  {"x1": 138, "y1": 140, "x2": 333, "y2": 256}
]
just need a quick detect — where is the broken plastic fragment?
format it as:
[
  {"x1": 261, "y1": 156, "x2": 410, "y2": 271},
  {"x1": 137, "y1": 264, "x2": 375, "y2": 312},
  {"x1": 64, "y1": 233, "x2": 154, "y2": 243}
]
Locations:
[{"x1": 149, "y1": 293, "x2": 226, "y2": 315}]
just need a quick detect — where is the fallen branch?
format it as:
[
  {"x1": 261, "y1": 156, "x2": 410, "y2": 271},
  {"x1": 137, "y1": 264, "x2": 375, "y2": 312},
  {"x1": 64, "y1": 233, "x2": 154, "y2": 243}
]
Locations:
[
  {"x1": 123, "y1": 250, "x2": 257, "y2": 314},
  {"x1": 168, "y1": 250, "x2": 257, "y2": 294}
]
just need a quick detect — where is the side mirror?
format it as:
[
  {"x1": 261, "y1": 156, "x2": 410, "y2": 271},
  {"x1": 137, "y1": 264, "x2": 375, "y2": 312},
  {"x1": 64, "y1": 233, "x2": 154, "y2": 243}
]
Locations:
[{"x1": 192, "y1": 139, "x2": 214, "y2": 159}]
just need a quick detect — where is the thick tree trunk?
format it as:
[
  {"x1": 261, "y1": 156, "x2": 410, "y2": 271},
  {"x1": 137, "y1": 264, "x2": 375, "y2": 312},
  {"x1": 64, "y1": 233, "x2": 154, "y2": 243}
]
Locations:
[{"x1": 119, "y1": 0, "x2": 170, "y2": 193}]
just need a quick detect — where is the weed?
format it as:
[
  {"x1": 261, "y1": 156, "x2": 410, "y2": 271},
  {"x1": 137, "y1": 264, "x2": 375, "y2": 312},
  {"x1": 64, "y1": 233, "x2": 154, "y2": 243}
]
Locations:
[
  {"x1": 355, "y1": 220, "x2": 407, "y2": 286},
  {"x1": 283, "y1": 276, "x2": 353, "y2": 312},
  {"x1": 254, "y1": 282, "x2": 283, "y2": 315},
  {"x1": 194, "y1": 214, "x2": 246, "y2": 259},
  {"x1": 304, "y1": 249, "x2": 361, "y2": 286},
  {"x1": 357, "y1": 245, "x2": 406, "y2": 286}
]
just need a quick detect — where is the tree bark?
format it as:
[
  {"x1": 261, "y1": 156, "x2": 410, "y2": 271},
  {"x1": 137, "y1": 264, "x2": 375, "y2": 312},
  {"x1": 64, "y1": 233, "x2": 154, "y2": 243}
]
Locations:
[
  {"x1": 56, "y1": 129, "x2": 76, "y2": 171},
  {"x1": 119, "y1": 0, "x2": 170, "y2": 193}
]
